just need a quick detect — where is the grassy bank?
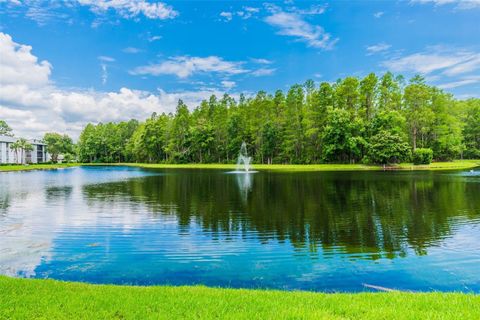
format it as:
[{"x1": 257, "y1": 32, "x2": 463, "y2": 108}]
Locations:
[
  {"x1": 1, "y1": 277, "x2": 478, "y2": 319},
  {"x1": 0, "y1": 160, "x2": 478, "y2": 172},
  {"x1": 112, "y1": 160, "x2": 480, "y2": 171},
  {"x1": 0, "y1": 163, "x2": 81, "y2": 172}
]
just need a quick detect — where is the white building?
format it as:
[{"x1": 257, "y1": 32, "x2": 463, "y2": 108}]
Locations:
[{"x1": 0, "y1": 135, "x2": 49, "y2": 164}]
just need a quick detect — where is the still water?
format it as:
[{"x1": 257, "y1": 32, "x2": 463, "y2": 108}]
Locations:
[{"x1": 1, "y1": 166, "x2": 479, "y2": 292}]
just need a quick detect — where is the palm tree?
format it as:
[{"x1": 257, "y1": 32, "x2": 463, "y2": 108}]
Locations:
[
  {"x1": 9, "y1": 141, "x2": 21, "y2": 164},
  {"x1": 17, "y1": 138, "x2": 33, "y2": 164}
]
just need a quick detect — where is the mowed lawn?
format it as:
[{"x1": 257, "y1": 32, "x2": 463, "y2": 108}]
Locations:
[
  {"x1": 0, "y1": 160, "x2": 479, "y2": 172},
  {"x1": 1, "y1": 277, "x2": 479, "y2": 319}
]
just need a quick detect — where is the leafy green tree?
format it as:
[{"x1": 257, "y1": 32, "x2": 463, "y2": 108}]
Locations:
[
  {"x1": 367, "y1": 131, "x2": 410, "y2": 164},
  {"x1": 334, "y1": 77, "x2": 360, "y2": 115},
  {"x1": 284, "y1": 84, "x2": 305, "y2": 163},
  {"x1": 43, "y1": 132, "x2": 75, "y2": 163},
  {"x1": 322, "y1": 107, "x2": 365, "y2": 163},
  {"x1": 0, "y1": 120, "x2": 13, "y2": 137},
  {"x1": 413, "y1": 148, "x2": 434, "y2": 165},
  {"x1": 403, "y1": 75, "x2": 434, "y2": 150},
  {"x1": 462, "y1": 100, "x2": 480, "y2": 158},
  {"x1": 304, "y1": 82, "x2": 331, "y2": 163},
  {"x1": 359, "y1": 73, "x2": 378, "y2": 122},
  {"x1": 9, "y1": 140, "x2": 21, "y2": 163},
  {"x1": 76, "y1": 72, "x2": 480, "y2": 165},
  {"x1": 167, "y1": 100, "x2": 191, "y2": 163}
]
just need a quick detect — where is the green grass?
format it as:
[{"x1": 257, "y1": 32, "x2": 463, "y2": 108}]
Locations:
[
  {"x1": 1, "y1": 160, "x2": 478, "y2": 172},
  {"x1": 0, "y1": 163, "x2": 81, "y2": 172},
  {"x1": 102, "y1": 160, "x2": 480, "y2": 172},
  {"x1": 0, "y1": 276, "x2": 478, "y2": 319}
]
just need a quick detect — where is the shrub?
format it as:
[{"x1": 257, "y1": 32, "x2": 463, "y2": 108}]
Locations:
[
  {"x1": 413, "y1": 148, "x2": 433, "y2": 165},
  {"x1": 366, "y1": 131, "x2": 411, "y2": 165}
]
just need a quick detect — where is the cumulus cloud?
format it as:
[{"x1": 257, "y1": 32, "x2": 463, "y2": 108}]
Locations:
[
  {"x1": 130, "y1": 56, "x2": 248, "y2": 78},
  {"x1": 264, "y1": 6, "x2": 337, "y2": 49},
  {"x1": 373, "y1": 11, "x2": 384, "y2": 18},
  {"x1": 0, "y1": 33, "x2": 230, "y2": 139},
  {"x1": 0, "y1": 32, "x2": 51, "y2": 87}
]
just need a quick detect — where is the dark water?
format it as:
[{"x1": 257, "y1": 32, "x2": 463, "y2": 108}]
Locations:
[{"x1": 1, "y1": 166, "x2": 479, "y2": 292}]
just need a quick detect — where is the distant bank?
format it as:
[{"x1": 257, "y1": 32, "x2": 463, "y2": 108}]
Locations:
[{"x1": 0, "y1": 160, "x2": 479, "y2": 172}]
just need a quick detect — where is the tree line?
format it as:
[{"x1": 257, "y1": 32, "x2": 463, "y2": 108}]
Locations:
[
  {"x1": 77, "y1": 73, "x2": 480, "y2": 165},
  {"x1": 4, "y1": 72, "x2": 479, "y2": 165}
]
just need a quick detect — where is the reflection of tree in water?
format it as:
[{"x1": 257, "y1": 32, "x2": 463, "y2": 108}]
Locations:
[
  {"x1": 81, "y1": 171, "x2": 480, "y2": 259},
  {"x1": 45, "y1": 186, "x2": 73, "y2": 201},
  {"x1": 0, "y1": 193, "x2": 10, "y2": 217}
]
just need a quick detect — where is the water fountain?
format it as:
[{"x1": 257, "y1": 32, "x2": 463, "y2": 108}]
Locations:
[{"x1": 236, "y1": 142, "x2": 252, "y2": 172}]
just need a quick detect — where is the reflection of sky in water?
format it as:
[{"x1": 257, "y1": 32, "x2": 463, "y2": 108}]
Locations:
[{"x1": 0, "y1": 166, "x2": 479, "y2": 292}]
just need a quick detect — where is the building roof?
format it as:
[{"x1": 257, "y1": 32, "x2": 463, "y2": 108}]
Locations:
[
  {"x1": 0, "y1": 135, "x2": 47, "y2": 145},
  {"x1": 0, "y1": 135, "x2": 16, "y2": 143}
]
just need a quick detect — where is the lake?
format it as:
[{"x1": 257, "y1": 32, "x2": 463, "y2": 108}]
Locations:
[{"x1": 1, "y1": 166, "x2": 479, "y2": 292}]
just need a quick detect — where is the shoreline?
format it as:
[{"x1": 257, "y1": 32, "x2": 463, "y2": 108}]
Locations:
[
  {"x1": 1, "y1": 276, "x2": 478, "y2": 319},
  {"x1": 1, "y1": 160, "x2": 479, "y2": 172}
]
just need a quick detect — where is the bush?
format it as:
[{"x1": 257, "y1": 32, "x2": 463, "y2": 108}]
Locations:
[
  {"x1": 413, "y1": 148, "x2": 433, "y2": 165},
  {"x1": 366, "y1": 131, "x2": 411, "y2": 165}
]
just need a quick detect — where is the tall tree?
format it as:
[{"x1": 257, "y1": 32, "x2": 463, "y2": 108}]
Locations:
[
  {"x1": 403, "y1": 75, "x2": 434, "y2": 150},
  {"x1": 43, "y1": 132, "x2": 75, "y2": 163},
  {"x1": 0, "y1": 120, "x2": 13, "y2": 137}
]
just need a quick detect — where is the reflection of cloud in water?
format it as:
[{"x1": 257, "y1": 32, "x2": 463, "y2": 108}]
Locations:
[{"x1": 0, "y1": 166, "x2": 160, "y2": 277}]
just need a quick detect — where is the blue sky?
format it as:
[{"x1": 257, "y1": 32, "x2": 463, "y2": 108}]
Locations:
[{"x1": 0, "y1": 0, "x2": 479, "y2": 138}]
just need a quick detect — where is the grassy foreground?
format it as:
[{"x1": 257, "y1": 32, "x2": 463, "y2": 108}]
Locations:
[
  {"x1": 0, "y1": 160, "x2": 478, "y2": 172},
  {"x1": 1, "y1": 277, "x2": 478, "y2": 320}
]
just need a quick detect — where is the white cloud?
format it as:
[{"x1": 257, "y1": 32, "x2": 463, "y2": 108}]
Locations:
[
  {"x1": 251, "y1": 58, "x2": 273, "y2": 64},
  {"x1": 220, "y1": 11, "x2": 233, "y2": 21},
  {"x1": 101, "y1": 64, "x2": 107, "y2": 85},
  {"x1": 411, "y1": 0, "x2": 480, "y2": 9},
  {"x1": 148, "y1": 35, "x2": 162, "y2": 42},
  {"x1": 264, "y1": 7, "x2": 337, "y2": 49},
  {"x1": 220, "y1": 7, "x2": 260, "y2": 21},
  {"x1": 443, "y1": 55, "x2": 480, "y2": 76},
  {"x1": 293, "y1": 4, "x2": 327, "y2": 15},
  {"x1": 76, "y1": 0, "x2": 178, "y2": 20},
  {"x1": 221, "y1": 80, "x2": 236, "y2": 89},
  {"x1": 251, "y1": 68, "x2": 276, "y2": 76},
  {"x1": 382, "y1": 48, "x2": 480, "y2": 76},
  {"x1": 437, "y1": 76, "x2": 480, "y2": 89},
  {"x1": 0, "y1": 32, "x2": 51, "y2": 88},
  {"x1": 366, "y1": 43, "x2": 391, "y2": 55},
  {"x1": 122, "y1": 47, "x2": 142, "y2": 54},
  {"x1": 0, "y1": 32, "x2": 234, "y2": 139},
  {"x1": 98, "y1": 55, "x2": 115, "y2": 62},
  {"x1": 130, "y1": 56, "x2": 248, "y2": 78},
  {"x1": 373, "y1": 11, "x2": 384, "y2": 18},
  {"x1": 0, "y1": 0, "x2": 21, "y2": 5}
]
